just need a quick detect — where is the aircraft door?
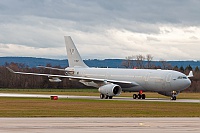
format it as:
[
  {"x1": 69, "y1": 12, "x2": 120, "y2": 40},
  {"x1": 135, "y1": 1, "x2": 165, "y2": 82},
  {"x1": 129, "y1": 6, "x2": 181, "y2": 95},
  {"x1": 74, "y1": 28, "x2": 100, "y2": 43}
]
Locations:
[
  {"x1": 165, "y1": 73, "x2": 172, "y2": 89},
  {"x1": 145, "y1": 73, "x2": 150, "y2": 85}
]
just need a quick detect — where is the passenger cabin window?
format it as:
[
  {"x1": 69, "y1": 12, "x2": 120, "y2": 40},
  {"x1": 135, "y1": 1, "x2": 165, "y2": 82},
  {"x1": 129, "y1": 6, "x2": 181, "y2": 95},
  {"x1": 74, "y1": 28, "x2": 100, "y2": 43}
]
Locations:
[{"x1": 177, "y1": 76, "x2": 187, "y2": 79}]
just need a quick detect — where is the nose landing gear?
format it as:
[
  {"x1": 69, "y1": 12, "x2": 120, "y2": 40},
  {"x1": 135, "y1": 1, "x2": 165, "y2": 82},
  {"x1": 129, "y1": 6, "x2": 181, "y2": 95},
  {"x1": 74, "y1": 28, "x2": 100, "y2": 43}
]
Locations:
[
  {"x1": 171, "y1": 96, "x2": 176, "y2": 100},
  {"x1": 133, "y1": 90, "x2": 146, "y2": 99},
  {"x1": 171, "y1": 91, "x2": 177, "y2": 100}
]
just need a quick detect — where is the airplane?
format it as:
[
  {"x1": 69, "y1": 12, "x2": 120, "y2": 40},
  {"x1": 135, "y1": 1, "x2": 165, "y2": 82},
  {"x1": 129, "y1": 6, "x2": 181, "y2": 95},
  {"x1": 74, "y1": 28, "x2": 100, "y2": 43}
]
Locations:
[{"x1": 7, "y1": 36, "x2": 193, "y2": 100}]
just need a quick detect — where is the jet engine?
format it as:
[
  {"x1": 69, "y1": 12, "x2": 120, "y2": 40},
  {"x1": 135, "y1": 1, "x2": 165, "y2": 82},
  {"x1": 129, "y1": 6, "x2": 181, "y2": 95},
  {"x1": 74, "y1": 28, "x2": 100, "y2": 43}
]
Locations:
[
  {"x1": 98, "y1": 83, "x2": 122, "y2": 96},
  {"x1": 49, "y1": 77, "x2": 62, "y2": 82}
]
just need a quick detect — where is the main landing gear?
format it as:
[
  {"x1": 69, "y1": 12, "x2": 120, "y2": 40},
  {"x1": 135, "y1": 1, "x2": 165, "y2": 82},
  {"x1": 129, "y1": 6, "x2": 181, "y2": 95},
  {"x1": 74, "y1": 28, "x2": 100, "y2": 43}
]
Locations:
[
  {"x1": 133, "y1": 90, "x2": 146, "y2": 99},
  {"x1": 100, "y1": 94, "x2": 113, "y2": 99}
]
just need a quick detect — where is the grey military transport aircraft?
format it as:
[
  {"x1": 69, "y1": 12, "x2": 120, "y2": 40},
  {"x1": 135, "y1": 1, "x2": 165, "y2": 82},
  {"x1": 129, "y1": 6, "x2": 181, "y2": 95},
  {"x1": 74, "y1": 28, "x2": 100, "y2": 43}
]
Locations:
[{"x1": 7, "y1": 36, "x2": 193, "y2": 100}]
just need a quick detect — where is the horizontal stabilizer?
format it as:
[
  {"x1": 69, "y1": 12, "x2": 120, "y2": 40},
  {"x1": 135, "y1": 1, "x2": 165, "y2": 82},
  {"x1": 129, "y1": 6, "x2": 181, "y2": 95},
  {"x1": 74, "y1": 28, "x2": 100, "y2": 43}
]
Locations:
[{"x1": 37, "y1": 66, "x2": 65, "y2": 71}]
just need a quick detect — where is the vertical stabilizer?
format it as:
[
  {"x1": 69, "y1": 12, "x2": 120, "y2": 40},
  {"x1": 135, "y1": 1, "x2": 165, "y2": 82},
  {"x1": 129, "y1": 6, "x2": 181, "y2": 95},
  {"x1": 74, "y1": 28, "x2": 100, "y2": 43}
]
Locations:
[{"x1": 64, "y1": 36, "x2": 88, "y2": 68}]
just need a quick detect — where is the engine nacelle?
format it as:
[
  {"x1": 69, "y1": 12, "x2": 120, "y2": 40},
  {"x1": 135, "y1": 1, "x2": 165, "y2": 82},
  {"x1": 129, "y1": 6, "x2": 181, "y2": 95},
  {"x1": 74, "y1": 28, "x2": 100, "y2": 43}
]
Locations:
[
  {"x1": 49, "y1": 77, "x2": 62, "y2": 82},
  {"x1": 98, "y1": 83, "x2": 122, "y2": 96}
]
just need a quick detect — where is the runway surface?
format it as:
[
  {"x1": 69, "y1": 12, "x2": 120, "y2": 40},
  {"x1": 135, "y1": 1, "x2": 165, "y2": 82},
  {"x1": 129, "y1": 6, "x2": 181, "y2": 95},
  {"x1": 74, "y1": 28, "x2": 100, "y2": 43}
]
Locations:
[
  {"x1": 0, "y1": 117, "x2": 199, "y2": 133},
  {"x1": 0, "y1": 93, "x2": 199, "y2": 103}
]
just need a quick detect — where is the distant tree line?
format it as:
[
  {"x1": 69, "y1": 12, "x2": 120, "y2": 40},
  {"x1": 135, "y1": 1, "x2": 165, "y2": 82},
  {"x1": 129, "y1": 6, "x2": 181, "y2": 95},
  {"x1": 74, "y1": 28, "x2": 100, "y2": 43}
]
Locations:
[{"x1": 122, "y1": 54, "x2": 200, "y2": 92}]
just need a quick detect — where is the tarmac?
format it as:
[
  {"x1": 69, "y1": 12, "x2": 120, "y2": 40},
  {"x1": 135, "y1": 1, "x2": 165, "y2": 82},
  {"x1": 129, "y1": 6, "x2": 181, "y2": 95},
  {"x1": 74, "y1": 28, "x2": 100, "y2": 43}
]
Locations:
[
  {"x1": 0, "y1": 117, "x2": 199, "y2": 133},
  {"x1": 0, "y1": 93, "x2": 199, "y2": 103}
]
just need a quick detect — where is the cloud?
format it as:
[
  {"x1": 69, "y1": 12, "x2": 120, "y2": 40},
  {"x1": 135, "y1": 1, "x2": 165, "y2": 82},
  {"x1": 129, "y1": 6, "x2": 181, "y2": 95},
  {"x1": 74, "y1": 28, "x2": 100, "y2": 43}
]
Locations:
[
  {"x1": 0, "y1": 43, "x2": 66, "y2": 59},
  {"x1": 0, "y1": 0, "x2": 200, "y2": 60}
]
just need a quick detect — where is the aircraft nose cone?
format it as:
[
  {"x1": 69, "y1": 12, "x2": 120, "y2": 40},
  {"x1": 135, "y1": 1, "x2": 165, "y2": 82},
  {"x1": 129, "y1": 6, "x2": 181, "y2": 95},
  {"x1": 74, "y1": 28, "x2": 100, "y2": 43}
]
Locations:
[{"x1": 184, "y1": 79, "x2": 191, "y2": 88}]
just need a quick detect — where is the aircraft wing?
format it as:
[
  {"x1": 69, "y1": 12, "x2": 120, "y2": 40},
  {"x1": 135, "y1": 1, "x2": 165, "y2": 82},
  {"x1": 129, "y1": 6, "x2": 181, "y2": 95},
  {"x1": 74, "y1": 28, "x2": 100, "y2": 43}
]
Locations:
[{"x1": 7, "y1": 67, "x2": 139, "y2": 88}]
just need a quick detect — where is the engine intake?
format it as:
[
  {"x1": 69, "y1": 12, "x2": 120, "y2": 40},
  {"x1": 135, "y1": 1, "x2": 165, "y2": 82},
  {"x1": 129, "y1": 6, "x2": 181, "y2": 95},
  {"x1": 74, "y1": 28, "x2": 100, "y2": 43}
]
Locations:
[{"x1": 98, "y1": 83, "x2": 122, "y2": 96}]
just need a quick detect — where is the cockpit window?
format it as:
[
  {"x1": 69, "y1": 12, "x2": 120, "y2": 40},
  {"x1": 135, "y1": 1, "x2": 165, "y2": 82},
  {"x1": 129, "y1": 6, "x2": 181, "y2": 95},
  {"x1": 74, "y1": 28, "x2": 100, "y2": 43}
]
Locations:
[{"x1": 177, "y1": 76, "x2": 187, "y2": 79}]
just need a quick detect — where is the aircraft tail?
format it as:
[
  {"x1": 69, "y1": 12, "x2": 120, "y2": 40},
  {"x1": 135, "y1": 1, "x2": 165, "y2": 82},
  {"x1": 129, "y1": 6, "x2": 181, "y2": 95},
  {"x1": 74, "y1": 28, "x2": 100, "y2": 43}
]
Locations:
[{"x1": 64, "y1": 36, "x2": 88, "y2": 68}]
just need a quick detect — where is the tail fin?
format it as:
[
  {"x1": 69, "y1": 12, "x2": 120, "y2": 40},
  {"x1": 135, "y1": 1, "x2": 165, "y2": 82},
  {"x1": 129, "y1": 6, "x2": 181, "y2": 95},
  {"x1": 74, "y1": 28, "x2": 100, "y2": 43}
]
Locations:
[{"x1": 64, "y1": 36, "x2": 88, "y2": 68}]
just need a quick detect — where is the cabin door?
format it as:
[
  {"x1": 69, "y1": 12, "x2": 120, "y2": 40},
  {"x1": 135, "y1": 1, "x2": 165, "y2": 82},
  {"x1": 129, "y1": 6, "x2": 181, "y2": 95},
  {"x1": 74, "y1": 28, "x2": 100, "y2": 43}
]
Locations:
[
  {"x1": 165, "y1": 73, "x2": 172, "y2": 89},
  {"x1": 145, "y1": 73, "x2": 150, "y2": 85}
]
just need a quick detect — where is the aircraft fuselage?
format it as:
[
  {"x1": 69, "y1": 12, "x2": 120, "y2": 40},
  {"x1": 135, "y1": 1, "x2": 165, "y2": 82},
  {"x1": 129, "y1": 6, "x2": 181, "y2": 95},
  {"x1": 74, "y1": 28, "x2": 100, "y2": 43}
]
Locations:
[{"x1": 66, "y1": 67, "x2": 191, "y2": 93}]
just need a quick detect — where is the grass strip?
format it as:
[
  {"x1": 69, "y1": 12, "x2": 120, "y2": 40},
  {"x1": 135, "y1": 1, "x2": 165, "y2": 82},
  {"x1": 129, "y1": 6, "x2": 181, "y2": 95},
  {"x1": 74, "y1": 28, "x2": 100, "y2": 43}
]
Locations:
[{"x1": 0, "y1": 97, "x2": 199, "y2": 117}]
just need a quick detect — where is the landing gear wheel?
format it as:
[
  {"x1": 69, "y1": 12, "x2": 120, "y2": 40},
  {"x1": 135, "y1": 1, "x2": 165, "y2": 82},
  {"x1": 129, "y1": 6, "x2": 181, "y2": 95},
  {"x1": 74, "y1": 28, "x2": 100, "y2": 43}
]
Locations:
[
  {"x1": 105, "y1": 95, "x2": 109, "y2": 99},
  {"x1": 141, "y1": 94, "x2": 146, "y2": 99},
  {"x1": 133, "y1": 94, "x2": 137, "y2": 99},
  {"x1": 100, "y1": 94, "x2": 105, "y2": 99},
  {"x1": 138, "y1": 94, "x2": 142, "y2": 99},
  {"x1": 171, "y1": 96, "x2": 176, "y2": 100},
  {"x1": 109, "y1": 96, "x2": 113, "y2": 99}
]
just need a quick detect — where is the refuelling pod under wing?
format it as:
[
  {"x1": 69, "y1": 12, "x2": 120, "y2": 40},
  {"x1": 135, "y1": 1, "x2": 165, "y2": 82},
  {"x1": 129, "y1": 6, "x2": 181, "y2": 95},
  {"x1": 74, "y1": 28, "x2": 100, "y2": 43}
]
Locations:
[
  {"x1": 98, "y1": 83, "x2": 122, "y2": 96},
  {"x1": 49, "y1": 77, "x2": 62, "y2": 82}
]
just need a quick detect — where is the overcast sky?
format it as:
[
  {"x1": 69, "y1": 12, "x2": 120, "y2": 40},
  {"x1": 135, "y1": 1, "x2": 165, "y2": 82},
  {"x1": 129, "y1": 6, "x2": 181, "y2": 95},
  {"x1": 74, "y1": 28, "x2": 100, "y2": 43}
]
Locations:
[{"x1": 0, "y1": 0, "x2": 200, "y2": 60}]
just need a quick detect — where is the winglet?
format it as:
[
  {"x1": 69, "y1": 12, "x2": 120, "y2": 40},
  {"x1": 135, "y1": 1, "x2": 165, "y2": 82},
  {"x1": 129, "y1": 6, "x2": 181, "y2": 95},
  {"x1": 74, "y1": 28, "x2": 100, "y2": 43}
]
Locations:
[
  {"x1": 187, "y1": 71, "x2": 193, "y2": 78},
  {"x1": 6, "y1": 67, "x2": 15, "y2": 73}
]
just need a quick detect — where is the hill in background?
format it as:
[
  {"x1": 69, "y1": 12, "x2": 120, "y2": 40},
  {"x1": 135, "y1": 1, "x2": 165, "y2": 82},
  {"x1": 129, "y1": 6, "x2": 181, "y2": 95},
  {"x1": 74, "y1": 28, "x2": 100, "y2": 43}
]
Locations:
[{"x1": 0, "y1": 57, "x2": 200, "y2": 69}]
